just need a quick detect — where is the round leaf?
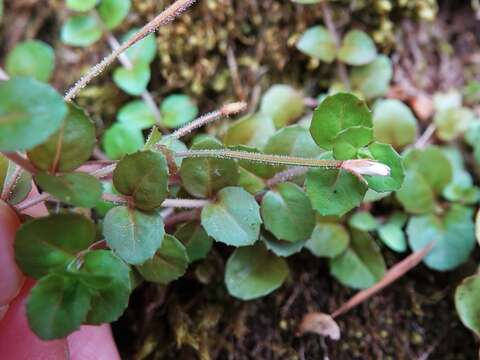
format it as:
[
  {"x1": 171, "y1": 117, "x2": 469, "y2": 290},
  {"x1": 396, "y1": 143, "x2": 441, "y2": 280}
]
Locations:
[
  {"x1": 296, "y1": 25, "x2": 336, "y2": 63},
  {"x1": 118, "y1": 100, "x2": 157, "y2": 130},
  {"x1": 348, "y1": 211, "x2": 379, "y2": 231},
  {"x1": 363, "y1": 142, "x2": 404, "y2": 192},
  {"x1": 137, "y1": 235, "x2": 189, "y2": 284},
  {"x1": 225, "y1": 243, "x2": 289, "y2": 300},
  {"x1": 259, "y1": 85, "x2": 305, "y2": 128},
  {"x1": 262, "y1": 233, "x2": 306, "y2": 257},
  {"x1": 350, "y1": 55, "x2": 392, "y2": 99},
  {"x1": 66, "y1": 0, "x2": 98, "y2": 11},
  {"x1": 309, "y1": 93, "x2": 372, "y2": 150},
  {"x1": 434, "y1": 107, "x2": 474, "y2": 141},
  {"x1": 113, "y1": 150, "x2": 169, "y2": 210},
  {"x1": 15, "y1": 214, "x2": 96, "y2": 278},
  {"x1": 98, "y1": 0, "x2": 130, "y2": 30},
  {"x1": 455, "y1": 274, "x2": 480, "y2": 335},
  {"x1": 102, "y1": 123, "x2": 144, "y2": 160},
  {"x1": 28, "y1": 104, "x2": 96, "y2": 172},
  {"x1": 338, "y1": 30, "x2": 377, "y2": 66},
  {"x1": 0, "y1": 77, "x2": 67, "y2": 151},
  {"x1": 332, "y1": 126, "x2": 373, "y2": 160},
  {"x1": 5, "y1": 40, "x2": 55, "y2": 82},
  {"x1": 396, "y1": 170, "x2": 435, "y2": 214},
  {"x1": 224, "y1": 112, "x2": 276, "y2": 149},
  {"x1": 123, "y1": 29, "x2": 157, "y2": 65},
  {"x1": 261, "y1": 182, "x2": 315, "y2": 242},
  {"x1": 34, "y1": 172, "x2": 102, "y2": 208},
  {"x1": 61, "y1": 15, "x2": 102, "y2": 47},
  {"x1": 160, "y1": 94, "x2": 199, "y2": 129},
  {"x1": 113, "y1": 62, "x2": 151, "y2": 96},
  {"x1": 103, "y1": 206, "x2": 165, "y2": 265},
  {"x1": 175, "y1": 221, "x2": 213, "y2": 262},
  {"x1": 306, "y1": 222, "x2": 350, "y2": 258},
  {"x1": 201, "y1": 187, "x2": 261, "y2": 247}
]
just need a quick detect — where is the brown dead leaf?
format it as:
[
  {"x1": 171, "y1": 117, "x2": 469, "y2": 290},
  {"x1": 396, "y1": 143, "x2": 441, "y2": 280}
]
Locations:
[{"x1": 296, "y1": 312, "x2": 340, "y2": 340}]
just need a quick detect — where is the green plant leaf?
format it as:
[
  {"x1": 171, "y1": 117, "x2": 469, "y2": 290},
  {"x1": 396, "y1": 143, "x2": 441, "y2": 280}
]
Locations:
[
  {"x1": 230, "y1": 145, "x2": 277, "y2": 179},
  {"x1": 261, "y1": 182, "x2": 315, "y2": 242},
  {"x1": 27, "y1": 273, "x2": 91, "y2": 340},
  {"x1": 330, "y1": 230, "x2": 385, "y2": 289},
  {"x1": 15, "y1": 214, "x2": 96, "y2": 278},
  {"x1": 5, "y1": 40, "x2": 55, "y2": 82},
  {"x1": 0, "y1": 154, "x2": 7, "y2": 192},
  {"x1": 396, "y1": 170, "x2": 435, "y2": 214},
  {"x1": 103, "y1": 206, "x2": 165, "y2": 265},
  {"x1": 403, "y1": 146, "x2": 452, "y2": 194},
  {"x1": 118, "y1": 100, "x2": 157, "y2": 130},
  {"x1": 363, "y1": 142, "x2": 404, "y2": 192},
  {"x1": 262, "y1": 233, "x2": 306, "y2": 257},
  {"x1": 224, "y1": 112, "x2": 276, "y2": 149},
  {"x1": 180, "y1": 137, "x2": 239, "y2": 198},
  {"x1": 102, "y1": 123, "x2": 144, "y2": 160},
  {"x1": 0, "y1": 77, "x2": 67, "y2": 151},
  {"x1": 61, "y1": 15, "x2": 102, "y2": 47},
  {"x1": 407, "y1": 205, "x2": 475, "y2": 271},
  {"x1": 113, "y1": 150, "x2": 169, "y2": 210},
  {"x1": 225, "y1": 243, "x2": 289, "y2": 300},
  {"x1": 123, "y1": 29, "x2": 157, "y2": 65},
  {"x1": 137, "y1": 235, "x2": 189, "y2": 284},
  {"x1": 434, "y1": 107, "x2": 474, "y2": 141},
  {"x1": 28, "y1": 104, "x2": 96, "y2": 172},
  {"x1": 66, "y1": 0, "x2": 98, "y2": 11},
  {"x1": 3, "y1": 163, "x2": 32, "y2": 205},
  {"x1": 80, "y1": 250, "x2": 131, "y2": 324},
  {"x1": 372, "y1": 99, "x2": 418, "y2": 149},
  {"x1": 98, "y1": 0, "x2": 131, "y2": 30},
  {"x1": 348, "y1": 211, "x2": 379, "y2": 231},
  {"x1": 296, "y1": 25, "x2": 336, "y2": 63},
  {"x1": 306, "y1": 168, "x2": 368, "y2": 216},
  {"x1": 350, "y1": 55, "x2": 392, "y2": 99},
  {"x1": 34, "y1": 172, "x2": 102, "y2": 208},
  {"x1": 160, "y1": 94, "x2": 199, "y2": 129},
  {"x1": 201, "y1": 187, "x2": 261, "y2": 247},
  {"x1": 310, "y1": 93, "x2": 372, "y2": 150},
  {"x1": 338, "y1": 30, "x2": 377, "y2": 66},
  {"x1": 455, "y1": 274, "x2": 480, "y2": 335},
  {"x1": 378, "y1": 223, "x2": 406, "y2": 253},
  {"x1": 113, "y1": 62, "x2": 151, "y2": 96},
  {"x1": 175, "y1": 221, "x2": 213, "y2": 262},
  {"x1": 259, "y1": 85, "x2": 305, "y2": 128},
  {"x1": 332, "y1": 126, "x2": 373, "y2": 160},
  {"x1": 306, "y1": 222, "x2": 350, "y2": 258}
]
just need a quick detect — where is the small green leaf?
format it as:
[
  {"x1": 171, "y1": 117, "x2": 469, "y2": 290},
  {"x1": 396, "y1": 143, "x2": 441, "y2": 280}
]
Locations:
[
  {"x1": 363, "y1": 142, "x2": 404, "y2": 192},
  {"x1": 123, "y1": 29, "x2": 157, "y2": 65},
  {"x1": 15, "y1": 214, "x2": 96, "y2": 278},
  {"x1": 296, "y1": 25, "x2": 336, "y2": 63},
  {"x1": 396, "y1": 170, "x2": 435, "y2": 214},
  {"x1": 66, "y1": 0, "x2": 98, "y2": 11},
  {"x1": 113, "y1": 62, "x2": 151, "y2": 96},
  {"x1": 332, "y1": 126, "x2": 373, "y2": 160},
  {"x1": 28, "y1": 104, "x2": 96, "y2": 172},
  {"x1": 225, "y1": 243, "x2": 289, "y2": 300},
  {"x1": 160, "y1": 94, "x2": 199, "y2": 129},
  {"x1": 262, "y1": 233, "x2": 306, "y2": 257},
  {"x1": 378, "y1": 223, "x2": 406, "y2": 253},
  {"x1": 434, "y1": 107, "x2": 474, "y2": 141},
  {"x1": 372, "y1": 99, "x2": 418, "y2": 149},
  {"x1": 61, "y1": 15, "x2": 102, "y2": 47},
  {"x1": 103, "y1": 206, "x2": 165, "y2": 265},
  {"x1": 4, "y1": 164, "x2": 32, "y2": 205},
  {"x1": 224, "y1": 113, "x2": 276, "y2": 149},
  {"x1": 201, "y1": 187, "x2": 261, "y2": 247},
  {"x1": 455, "y1": 274, "x2": 480, "y2": 335},
  {"x1": 98, "y1": 0, "x2": 130, "y2": 30},
  {"x1": 310, "y1": 93, "x2": 372, "y2": 150},
  {"x1": 407, "y1": 205, "x2": 475, "y2": 271},
  {"x1": 180, "y1": 137, "x2": 239, "y2": 198},
  {"x1": 0, "y1": 77, "x2": 67, "y2": 152},
  {"x1": 80, "y1": 250, "x2": 131, "y2": 324},
  {"x1": 137, "y1": 235, "x2": 189, "y2": 284},
  {"x1": 306, "y1": 222, "x2": 350, "y2": 258},
  {"x1": 330, "y1": 230, "x2": 385, "y2": 289},
  {"x1": 5, "y1": 40, "x2": 55, "y2": 82},
  {"x1": 348, "y1": 211, "x2": 379, "y2": 231},
  {"x1": 34, "y1": 172, "x2": 102, "y2": 208},
  {"x1": 350, "y1": 55, "x2": 392, "y2": 99},
  {"x1": 259, "y1": 85, "x2": 305, "y2": 128},
  {"x1": 306, "y1": 168, "x2": 368, "y2": 216},
  {"x1": 113, "y1": 150, "x2": 169, "y2": 211},
  {"x1": 338, "y1": 30, "x2": 377, "y2": 66},
  {"x1": 27, "y1": 274, "x2": 91, "y2": 340},
  {"x1": 175, "y1": 221, "x2": 213, "y2": 262},
  {"x1": 102, "y1": 123, "x2": 144, "y2": 160},
  {"x1": 261, "y1": 182, "x2": 315, "y2": 242},
  {"x1": 118, "y1": 100, "x2": 157, "y2": 130}
]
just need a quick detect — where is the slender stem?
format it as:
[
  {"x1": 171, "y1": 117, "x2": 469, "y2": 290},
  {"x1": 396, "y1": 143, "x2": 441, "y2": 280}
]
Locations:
[
  {"x1": 2, "y1": 152, "x2": 37, "y2": 174},
  {"x1": 64, "y1": 0, "x2": 197, "y2": 101},
  {"x1": 415, "y1": 123, "x2": 436, "y2": 149},
  {"x1": 15, "y1": 193, "x2": 51, "y2": 212},
  {"x1": 102, "y1": 193, "x2": 128, "y2": 204},
  {"x1": 267, "y1": 167, "x2": 308, "y2": 188},
  {"x1": 304, "y1": 97, "x2": 319, "y2": 108},
  {"x1": 162, "y1": 198, "x2": 210, "y2": 208},
  {"x1": 170, "y1": 102, "x2": 247, "y2": 139},
  {"x1": 164, "y1": 209, "x2": 200, "y2": 227},
  {"x1": 320, "y1": 1, "x2": 350, "y2": 89},
  {"x1": 90, "y1": 163, "x2": 117, "y2": 179},
  {"x1": 175, "y1": 149, "x2": 342, "y2": 169}
]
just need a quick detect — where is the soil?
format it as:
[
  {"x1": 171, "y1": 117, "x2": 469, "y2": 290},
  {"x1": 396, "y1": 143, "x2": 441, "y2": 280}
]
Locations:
[{"x1": 1, "y1": 0, "x2": 480, "y2": 359}]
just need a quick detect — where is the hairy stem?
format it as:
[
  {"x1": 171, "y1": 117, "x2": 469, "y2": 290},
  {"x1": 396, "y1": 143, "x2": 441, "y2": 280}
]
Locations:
[
  {"x1": 175, "y1": 149, "x2": 342, "y2": 168},
  {"x1": 266, "y1": 167, "x2": 308, "y2": 188},
  {"x1": 162, "y1": 198, "x2": 210, "y2": 208},
  {"x1": 64, "y1": 0, "x2": 197, "y2": 101}
]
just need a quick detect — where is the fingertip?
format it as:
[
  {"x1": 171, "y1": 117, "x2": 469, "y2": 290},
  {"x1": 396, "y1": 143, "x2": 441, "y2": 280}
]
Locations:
[{"x1": 67, "y1": 324, "x2": 121, "y2": 360}]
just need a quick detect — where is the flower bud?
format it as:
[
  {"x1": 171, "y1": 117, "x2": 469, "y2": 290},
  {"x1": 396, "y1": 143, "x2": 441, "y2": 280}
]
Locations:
[{"x1": 341, "y1": 159, "x2": 390, "y2": 177}]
